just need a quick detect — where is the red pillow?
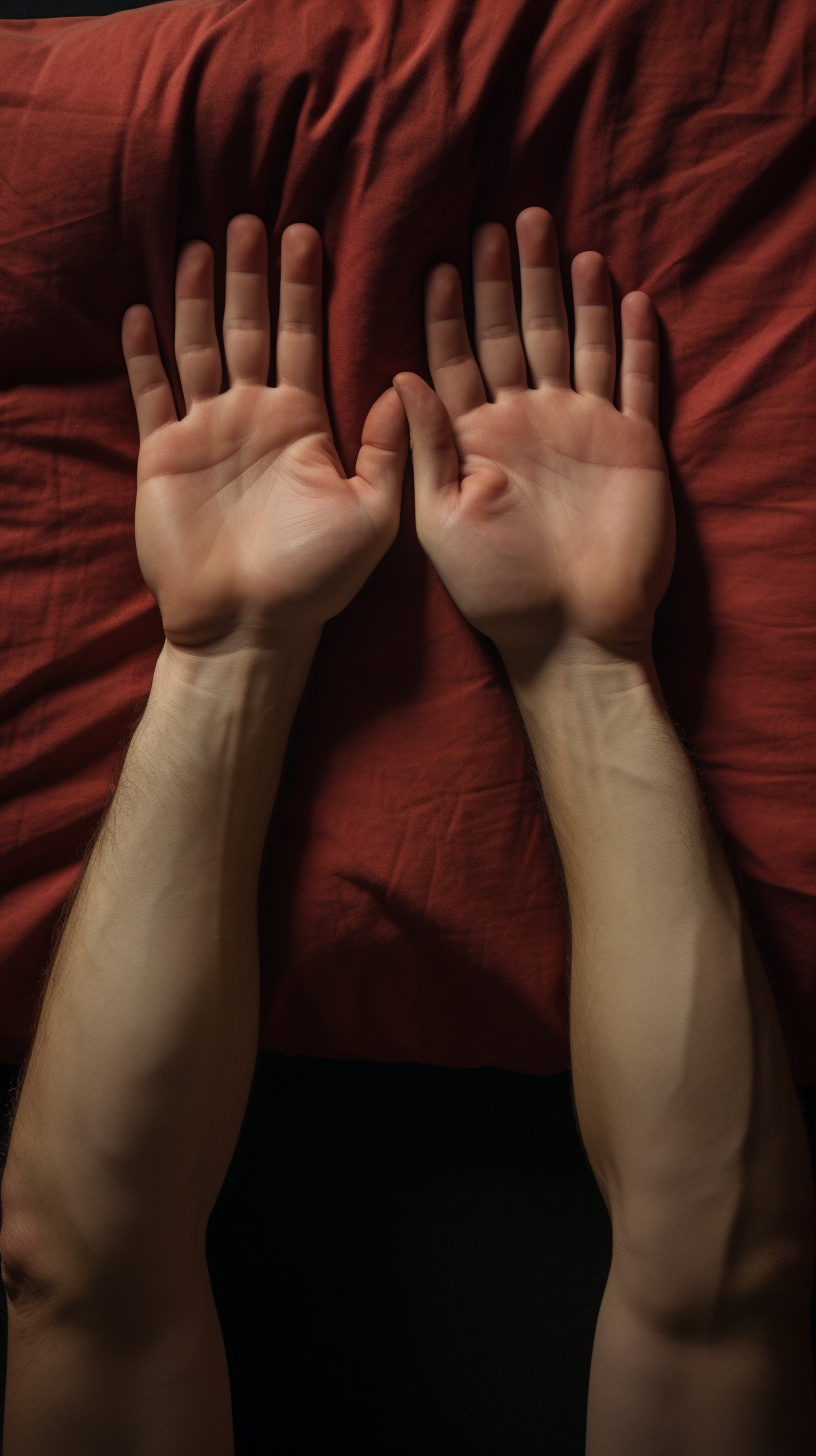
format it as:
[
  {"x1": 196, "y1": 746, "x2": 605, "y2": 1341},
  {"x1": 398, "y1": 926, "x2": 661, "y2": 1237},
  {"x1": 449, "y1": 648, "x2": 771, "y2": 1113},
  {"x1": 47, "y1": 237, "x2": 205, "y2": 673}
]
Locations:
[{"x1": 1, "y1": 0, "x2": 814, "y2": 1077}]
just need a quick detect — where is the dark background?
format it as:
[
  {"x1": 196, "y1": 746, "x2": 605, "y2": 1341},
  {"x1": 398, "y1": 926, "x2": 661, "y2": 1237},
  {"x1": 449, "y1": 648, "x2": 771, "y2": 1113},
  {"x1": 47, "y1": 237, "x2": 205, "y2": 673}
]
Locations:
[
  {"x1": 0, "y1": 1057, "x2": 814, "y2": 1453},
  {"x1": 0, "y1": 1057, "x2": 614, "y2": 1454},
  {"x1": 0, "y1": 0, "x2": 152, "y2": 13}
]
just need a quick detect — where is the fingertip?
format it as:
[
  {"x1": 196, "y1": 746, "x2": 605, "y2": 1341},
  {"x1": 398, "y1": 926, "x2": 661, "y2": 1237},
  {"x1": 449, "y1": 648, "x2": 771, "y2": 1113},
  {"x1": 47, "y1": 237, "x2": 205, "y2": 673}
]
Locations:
[
  {"x1": 425, "y1": 262, "x2": 458, "y2": 284},
  {"x1": 621, "y1": 290, "x2": 657, "y2": 338},
  {"x1": 571, "y1": 249, "x2": 606, "y2": 274},
  {"x1": 176, "y1": 238, "x2": 209, "y2": 262},
  {"x1": 121, "y1": 303, "x2": 156, "y2": 356},
  {"x1": 393, "y1": 369, "x2": 429, "y2": 397},
  {"x1": 516, "y1": 207, "x2": 558, "y2": 266},
  {"x1": 280, "y1": 223, "x2": 322, "y2": 284},
  {"x1": 393, "y1": 375, "x2": 455, "y2": 457},
  {"x1": 365, "y1": 384, "x2": 408, "y2": 440},
  {"x1": 282, "y1": 221, "x2": 320, "y2": 240},
  {"x1": 571, "y1": 251, "x2": 612, "y2": 305},
  {"x1": 472, "y1": 222, "x2": 510, "y2": 282},
  {"x1": 227, "y1": 212, "x2": 265, "y2": 234},
  {"x1": 517, "y1": 205, "x2": 552, "y2": 225},
  {"x1": 424, "y1": 262, "x2": 462, "y2": 318},
  {"x1": 226, "y1": 213, "x2": 268, "y2": 271},
  {"x1": 392, "y1": 371, "x2": 442, "y2": 416},
  {"x1": 176, "y1": 239, "x2": 214, "y2": 298}
]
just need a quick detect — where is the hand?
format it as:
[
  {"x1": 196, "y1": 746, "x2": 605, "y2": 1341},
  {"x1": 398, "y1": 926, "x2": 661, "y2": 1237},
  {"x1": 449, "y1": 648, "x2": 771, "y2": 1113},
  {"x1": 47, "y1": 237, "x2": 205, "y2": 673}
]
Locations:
[
  {"x1": 122, "y1": 216, "x2": 407, "y2": 653},
  {"x1": 394, "y1": 208, "x2": 674, "y2": 676}
]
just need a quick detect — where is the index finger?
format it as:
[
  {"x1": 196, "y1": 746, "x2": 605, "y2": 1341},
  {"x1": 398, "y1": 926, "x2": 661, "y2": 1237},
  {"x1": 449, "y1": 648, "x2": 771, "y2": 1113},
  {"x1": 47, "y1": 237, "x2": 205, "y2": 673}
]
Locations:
[
  {"x1": 424, "y1": 263, "x2": 487, "y2": 421},
  {"x1": 276, "y1": 223, "x2": 324, "y2": 398}
]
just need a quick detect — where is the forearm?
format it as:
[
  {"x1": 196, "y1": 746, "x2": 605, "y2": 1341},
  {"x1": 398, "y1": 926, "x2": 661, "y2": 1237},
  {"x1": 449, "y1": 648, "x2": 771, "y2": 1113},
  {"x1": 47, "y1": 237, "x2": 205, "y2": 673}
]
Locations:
[
  {"x1": 513, "y1": 640, "x2": 815, "y2": 1451},
  {"x1": 2, "y1": 639, "x2": 313, "y2": 1303},
  {"x1": 513, "y1": 641, "x2": 812, "y2": 1318},
  {"x1": 402, "y1": 199, "x2": 814, "y2": 1452}
]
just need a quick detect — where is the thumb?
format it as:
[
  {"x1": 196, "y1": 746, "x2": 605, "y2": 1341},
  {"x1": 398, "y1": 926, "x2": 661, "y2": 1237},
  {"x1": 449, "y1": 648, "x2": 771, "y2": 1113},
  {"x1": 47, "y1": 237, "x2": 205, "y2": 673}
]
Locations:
[
  {"x1": 354, "y1": 387, "x2": 409, "y2": 514},
  {"x1": 392, "y1": 373, "x2": 460, "y2": 519}
]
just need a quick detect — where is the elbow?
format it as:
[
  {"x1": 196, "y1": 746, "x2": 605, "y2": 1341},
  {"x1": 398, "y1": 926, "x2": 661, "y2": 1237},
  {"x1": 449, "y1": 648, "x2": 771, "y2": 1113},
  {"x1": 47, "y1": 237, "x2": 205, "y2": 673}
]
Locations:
[
  {"x1": 722, "y1": 1195, "x2": 815, "y2": 1335},
  {"x1": 1, "y1": 1160, "x2": 205, "y2": 1343},
  {"x1": 602, "y1": 1082, "x2": 816, "y2": 1342},
  {"x1": 0, "y1": 1158, "x2": 112, "y2": 1324},
  {"x1": 0, "y1": 1169, "x2": 67, "y2": 1315},
  {"x1": 609, "y1": 1183, "x2": 815, "y2": 1343}
]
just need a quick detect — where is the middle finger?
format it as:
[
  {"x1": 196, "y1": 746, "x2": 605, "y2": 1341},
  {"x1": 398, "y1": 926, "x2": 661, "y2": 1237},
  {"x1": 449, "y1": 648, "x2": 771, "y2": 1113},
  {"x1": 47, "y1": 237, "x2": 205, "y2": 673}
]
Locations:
[{"x1": 223, "y1": 214, "x2": 271, "y2": 388}]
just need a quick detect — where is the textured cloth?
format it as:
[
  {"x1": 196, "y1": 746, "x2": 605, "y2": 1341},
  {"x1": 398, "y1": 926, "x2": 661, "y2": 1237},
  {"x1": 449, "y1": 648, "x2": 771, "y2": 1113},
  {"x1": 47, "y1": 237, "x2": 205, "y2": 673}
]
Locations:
[{"x1": 1, "y1": 0, "x2": 814, "y2": 1075}]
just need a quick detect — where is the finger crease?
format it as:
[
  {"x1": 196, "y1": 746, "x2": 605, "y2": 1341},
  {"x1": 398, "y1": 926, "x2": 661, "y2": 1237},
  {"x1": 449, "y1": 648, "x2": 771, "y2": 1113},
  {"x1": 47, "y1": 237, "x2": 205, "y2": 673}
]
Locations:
[
  {"x1": 176, "y1": 342, "x2": 218, "y2": 357},
  {"x1": 479, "y1": 325, "x2": 520, "y2": 341},
  {"x1": 523, "y1": 315, "x2": 566, "y2": 332},
  {"x1": 225, "y1": 318, "x2": 266, "y2": 332},
  {"x1": 435, "y1": 353, "x2": 476, "y2": 370}
]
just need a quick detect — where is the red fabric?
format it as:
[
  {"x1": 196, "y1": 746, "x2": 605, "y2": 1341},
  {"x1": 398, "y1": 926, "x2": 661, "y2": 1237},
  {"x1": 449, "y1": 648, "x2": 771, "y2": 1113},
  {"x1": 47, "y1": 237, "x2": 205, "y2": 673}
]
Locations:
[{"x1": 1, "y1": 0, "x2": 814, "y2": 1076}]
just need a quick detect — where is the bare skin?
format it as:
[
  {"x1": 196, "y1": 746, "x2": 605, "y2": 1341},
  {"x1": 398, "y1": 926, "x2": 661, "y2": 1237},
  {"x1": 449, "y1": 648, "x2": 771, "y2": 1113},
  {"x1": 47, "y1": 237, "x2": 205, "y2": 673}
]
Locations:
[
  {"x1": 1, "y1": 202, "x2": 812, "y2": 1456},
  {"x1": 0, "y1": 215, "x2": 407, "y2": 1455},
  {"x1": 394, "y1": 207, "x2": 816, "y2": 1454}
]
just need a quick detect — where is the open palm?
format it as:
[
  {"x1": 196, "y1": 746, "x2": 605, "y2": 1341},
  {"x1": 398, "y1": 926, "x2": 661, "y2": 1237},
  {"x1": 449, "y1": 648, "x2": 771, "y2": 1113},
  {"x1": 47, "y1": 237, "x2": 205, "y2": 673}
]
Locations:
[
  {"x1": 394, "y1": 209, "x2": 674, "y2": 673},
  {"x1": 123, "y1": 216, "x2": 407, "y2": 651}
]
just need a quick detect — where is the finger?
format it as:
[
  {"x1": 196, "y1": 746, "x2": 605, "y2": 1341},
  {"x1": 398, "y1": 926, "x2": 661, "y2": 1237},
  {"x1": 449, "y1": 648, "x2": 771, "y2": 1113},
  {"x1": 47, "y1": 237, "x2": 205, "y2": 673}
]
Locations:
[
  {"x1": 620, "y1": 291, "x2": 659, "y2": 426},
  {"x1": 571, "y1": 252, "x2": 616, "y2": 401},
  {"x1": 515, "y1": 208, "x2": 570, "y2": 388},
  {"x1": 276, "y1": 223, "x2": 323, "y2": 398},
  {"x1": 353, "y1": 387, "x2": 409, "y2": 526},
  {"x1": 175, "y1": 240, "x2": 222, "y2": 410},
  {"x1": 223, "y1": 214, "x2": 271, "y2": 388},
  {"x1": 122, "y1": 304, "x2": 177, "y2": 441},
  {"x1": 424, "y1": 264, "x2": 487, "y2": 421},
  {"x1": 393, "y1": 372, "x2": 460, "y2": 518},
  {"x1": 472, "y1": 223, "x2": 527, "y2": 397}
]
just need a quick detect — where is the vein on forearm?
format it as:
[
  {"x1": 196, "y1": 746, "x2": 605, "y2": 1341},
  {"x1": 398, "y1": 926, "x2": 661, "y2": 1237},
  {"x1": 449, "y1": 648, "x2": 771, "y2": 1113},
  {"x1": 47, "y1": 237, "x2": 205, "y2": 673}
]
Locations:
[
  {"x1": 7, "y1": 644, "x2": 311, "y2": 1283},
  {"x1": 517, "y1": 658, "x2": 755, "y2": 1208}
]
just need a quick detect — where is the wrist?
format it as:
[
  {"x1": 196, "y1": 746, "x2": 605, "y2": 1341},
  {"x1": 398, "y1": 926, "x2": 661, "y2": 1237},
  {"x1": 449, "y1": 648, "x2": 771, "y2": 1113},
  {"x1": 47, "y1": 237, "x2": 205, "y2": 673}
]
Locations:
[
  {"x1": 156, "y1": 635, "x2": 316, "y2": 702},
  {"x1": 152, "y1": 637, "x2": 315, "y2": 765},
  {"x1": 504, "y1": 629, "x2": 663, "y2": 717},
  {"x1": 507, "y1": 634, "x2": 689, "y2": 879},
  {"x1": 134, "y1": 638, "x2": 315, "y2": 844},
  {"x1": 503, "y1": 633, "x2": 679, "y2": 807}
]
